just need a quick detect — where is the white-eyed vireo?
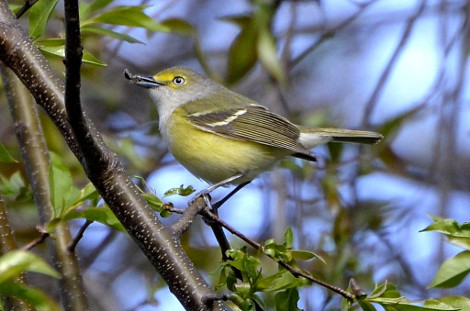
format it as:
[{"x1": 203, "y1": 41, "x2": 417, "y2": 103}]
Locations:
[{"x1": 124, "y1": 67, "x2": 382, "y2": 205}]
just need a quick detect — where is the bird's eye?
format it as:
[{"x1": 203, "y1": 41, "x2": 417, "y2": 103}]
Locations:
[{"x1": 173, "y1": 76, "x2": 185, "y2": 85}]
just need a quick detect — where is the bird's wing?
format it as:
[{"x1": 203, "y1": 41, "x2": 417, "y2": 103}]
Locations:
[{"x1": 187, "y1": 104, "x2": 316, "y2": 161}]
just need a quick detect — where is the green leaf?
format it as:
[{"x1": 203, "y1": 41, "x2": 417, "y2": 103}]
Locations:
[
  {"x1": 447, "y1": 236, "x2": 470, "y2": 251},
  {"x1": 62, "y1": 182, "x2": 100, "y2": 216},
  {"x1": 432, "y1": 296, "x2": 470, "y2": 311},
  {"x1": 81, "y1": 0, "x2": 113, "y2": 20},
  {"x1": 429, "y1": 250, "x2": 470, "y2": 288},
  {"x1": 164, "y1": 185, "x2": 195, "y2": 197},
  {"x1": 257, "y1": 28, "x2": 285, "y2": 85},
  {"x1": 35, "y1": 38, "x2": 64, "y2": 46},
  {"x1": 219, "y1": 15, "x2": 252, "y2": 28},
  {"x1": 62, "y1": 207, "x2": 125, "y2": 232},
  {"x1": 0, "y1": 143, "x2": 17, "y2": 163},
  {"x1": 421, "y1": 216, "x2": 470, "y2": 239},
  {"x1": 357, "y1": 299, "x2": 378, "y2": 311},
  {"x1": 274, "y1": 288, "x2": 303, "y2": 311},
  {"x1": 72, "y1": 183, "x2": 100, "y2": 207},
  {"x1": 369, "y1": 282, "x2": 401, "y2": 299},
  {"x1": 368, "y1": 297, "x2": 459, "y2": 310},
  {"x1": 424, "y1": 298, "x2": 469, "y2": 310},
  {"x1": 262, "y1": 238, "x2": 289, "y2": 262},
  {"x1": 29, "y1": 0, "x2": 59, "y2": 39},
  {"x1": 0, "y1": 172, "x2": 28, "y2": 198},
  {"x1": 81, "y1": 25, "x2": 143, "y2": 44},
  {"x1": 161, "y1": 18, "x2": 195, "y2": 36},
  {"x1": 367, "y1": 282, "x2": 460, "y2": 311},
  {"x1": 291, "y1": 250, "x2": 325, "y2": 263},
  {"x1": 82, "y1": 48, "x2": 107, "y2": 66},
  {"x1": 84, "y1": 6, "x2": 170, "y2": 32},
  {"x1": 227, "y1": 23, "x2": 258, "y2": 84},
  {"x1": 422, "y1": 216, "x2": 470, "y2": 250},
  {"x1": 0, "y1": 250, "x2": 60, "y2": 283},
  {"x1": 49, "y1": 153, "x2": 73, "y2": 217},
  {"x1": 258, "y1": 270, "x2": 301, "y2": 292},
  {"x1": 283, "y1": 227, "x2": 293, "y2": 248},
  {"x1": 0, "y1": 281, "x2": 60, "y2": 311},
  {"x1": 226, "y1": 248, "x2": 261, "y2": 279},
  {"x1": 38, "y1": 45, "x2": 107, "y2": 67}
]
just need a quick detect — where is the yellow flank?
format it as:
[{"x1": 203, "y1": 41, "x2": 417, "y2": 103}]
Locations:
[{"x1": 166, "y1": 107, "x2": 288, "y2": 184}]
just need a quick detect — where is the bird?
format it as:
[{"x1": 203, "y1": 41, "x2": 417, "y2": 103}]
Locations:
[{"x1": 124, "y1": 67, "x2": 382, "y2": 207}]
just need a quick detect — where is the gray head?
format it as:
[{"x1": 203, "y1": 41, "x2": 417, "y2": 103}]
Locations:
[{"x1": 124, "y1": 67, "x2": 219, "y2": 116}]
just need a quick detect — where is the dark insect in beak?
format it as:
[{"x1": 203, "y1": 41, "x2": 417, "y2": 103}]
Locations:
[{"x1": 124, "y1": 69, "x2": 162, "y2": 88}]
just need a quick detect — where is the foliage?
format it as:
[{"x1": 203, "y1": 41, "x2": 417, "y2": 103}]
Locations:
[
  {"x1": 215, "y1": 229, "x2": 314, "y2": 311},
  {"x1": 27, "y1": 0, "x2": 169, "y2": 66},
  {"x1": 0, "y1": 250, "x2": 61, "y2": 310},
  {"x1": 422, "y1": 217, "x2": 470, "y2": 289},
  {"x1": 47, "y1": 153, "x2": 123, "y2": 232}
]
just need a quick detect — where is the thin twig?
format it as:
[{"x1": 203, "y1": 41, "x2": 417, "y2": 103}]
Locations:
[
  {"x1": 361, "y1": 0, "x2": 427, "y2": 126},
  {"x1": 290, "y1": 0, "x2": 379, "y2": 68},
  {"x1": 200, "y1": 208, "x2": 261, "y2": 249},
  {"x1": 15, "y1": 0, "x2": 39, "y2": 19},
  {"x1": 68, "y1": 220, "x2": 94, "y2": 253},
  {"x1": 21, "y1": 227, "x2": 50, "y2": 251}
]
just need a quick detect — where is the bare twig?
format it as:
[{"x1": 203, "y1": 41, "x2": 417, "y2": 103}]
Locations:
[
  {"x1": 21, "y1": 229, "x2": 50, "y2": 251},
  {"x1": 15, "y1": 0, "x2": 39, "y2": 19},
  {"x1": 361, "y1": 0, "x2": 427, "y2": 126},
  {"x1": 68, "y1": 220, "x2": 94, "y2": 253},
  {"x1": 290, "y1": 0, "x2": 379, "y2": 68}
]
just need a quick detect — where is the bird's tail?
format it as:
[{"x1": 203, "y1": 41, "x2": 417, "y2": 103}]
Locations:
[{"x1": 298, "y1": 126, "x2": 383, "y2": 148}]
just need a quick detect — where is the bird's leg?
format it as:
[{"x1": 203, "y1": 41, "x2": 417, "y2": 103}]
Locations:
[
  {"x1": 212, "y1": 181, "x2": 251, "y2": 210},
  {"x1": 188, "y1": 172, "x2": 245, "y2": 208}
]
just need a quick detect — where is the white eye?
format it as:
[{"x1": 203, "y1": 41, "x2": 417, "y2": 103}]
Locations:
[{"x1": 173, "y1": 76, "x2": 185, "y2": 85}]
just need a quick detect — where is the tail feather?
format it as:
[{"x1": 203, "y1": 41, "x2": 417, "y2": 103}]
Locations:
[{"x1": 298, "y1": 127, "x2": 383, "y2": 148}]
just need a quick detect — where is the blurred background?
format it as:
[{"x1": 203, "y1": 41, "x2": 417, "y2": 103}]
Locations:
[{"x1": 1, "y1": 0, "x2": 469, "y2": 310}]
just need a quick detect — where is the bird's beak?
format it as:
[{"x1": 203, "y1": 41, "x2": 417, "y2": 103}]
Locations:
[{"x1": 124, "y1": 69, "x2": 163, "y2": 89}]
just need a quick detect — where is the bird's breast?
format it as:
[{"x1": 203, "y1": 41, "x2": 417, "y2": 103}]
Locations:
[{"x1": 163, "y1": 107, "x2": 287, "y2": 184}]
